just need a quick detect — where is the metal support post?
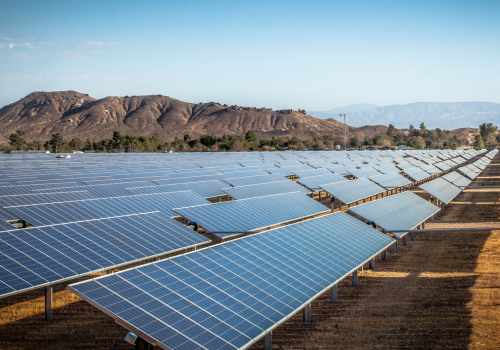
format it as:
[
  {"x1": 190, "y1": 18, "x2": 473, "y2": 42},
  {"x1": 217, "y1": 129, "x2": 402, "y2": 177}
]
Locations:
[
  {"x1": 331, "y1": 202, "x2": 334, "y2": 213},
  {"x1": 263, "y1": 332, "x2": 272, "y2": 350},
  {"x1": 382, "y1": 249, "x2": 387, "y2": 261},
  {"x1": 303, "y1": 303, "x2": 311, "y2": 323},
  {"x1": 410, "y1": 231, "x2": 415, "y2": 241},
  {"x1": 135, "y1": 338, "x2": 152, "y2": 350},
  {"x1": 369, "y1": 257, "x2": 375, "y2": 270},
  {"x1": 352, "y1": 270, "x2": 359, "y2": 286},
  {"x1": 319, "y1": 191, "x2": 322, "y2": 202},
  {"x1": 331, "y1": 284, "x2": 338, "y2": 304},
  {"x1": 403, "y1": 235, "x2": 407, "y2": 246},
  {"x1": 153, "y1": 257, "x2": 160, "y2": 261},
  {"x1": 393, "y1": 239, "x2": 398, "y2": 254},
  {"x1": 107, "y1": 269, "x2": 113, "y2": 274},
  {"x1": 422, "y1": 222, "x2": 425, "y2": 229},
  {"x1": 218, "y1": 197, "x2": 221, "y2": 203},
  {"x1": 45, "y1": 285, "x2": 53, "y2": 321}
]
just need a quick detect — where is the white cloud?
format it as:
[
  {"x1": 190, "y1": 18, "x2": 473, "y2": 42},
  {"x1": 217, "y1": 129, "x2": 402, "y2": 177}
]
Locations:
[{"x1": 75, "y1": 40, "x2": 118, "y2": 47}]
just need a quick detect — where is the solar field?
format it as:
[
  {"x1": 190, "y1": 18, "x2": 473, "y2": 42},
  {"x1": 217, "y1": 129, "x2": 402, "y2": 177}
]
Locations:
[{"x1": 0, "y1": 148, "x2": 498, "y2": 350}]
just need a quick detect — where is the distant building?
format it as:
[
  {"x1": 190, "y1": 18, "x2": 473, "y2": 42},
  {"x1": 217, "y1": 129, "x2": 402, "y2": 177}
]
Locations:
[{"x1": 361, "y1": 145, "x2": 395, "y2": 151}]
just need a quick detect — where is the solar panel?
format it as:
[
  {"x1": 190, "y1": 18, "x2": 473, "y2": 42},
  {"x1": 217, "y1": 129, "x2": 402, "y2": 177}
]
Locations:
[
  {"x1": 68, "y1": 211, "x2": 394, "y2": 350},
  {"x1": 5, "y1": 191, "x2": 210, "y2": 226},
  {"x1": 172, "y1": 192, "x2": 330, "y2": 239},
  {"x1": 458, "y1": 166, "x2": 478, "y2": 180},
  {"x1": 368, "y1": 173, "x2": 412, "y2": 190},
  {"x1": 347, "y1": 167, "x2": 382, "y2": 179},
  {"x1": 295, "y1": 173, "x2": 347, "y2": 190},
  {"x1": 441, "y1": 171, "x2": 471, "y2": 188},
  {"x1": 348, "y1": 191, "x2": 440, "y2": 238},
  {"x1": 326, "y1": 165, "x2": 352, "y2": 176},
  {"x1": 153, "y1": 174, "x2": 225, "y2": 186},
  {"x1": 265, "y1": 165, "x2": 314, "y2": 176},
  {"x1": 126, "y1": 180, "x2": 228, "y2": 199},
  {"x1": 419, "y1": 164, "x2": 441, "y2": 175},
  {"x1": 402, "y1": 167, "x2": 431, "y2": 182},
  {"x1": 222, "y1": 180, "x2": 310, "y2": 200},
  {"x1": 434, "y1": 162, "x2": 452, "y2": 171},
  {"x1": 34, "y1": 184, "x2": 138, "y2": 198},
  {"x1": 292, "y1": 168, "x2": 332, "y2": 178},
  {"x1": 0, "y1": 220, "x2": 14, "y2": 231},
  {"x1": 373, "y1": 164, "x2": 400, "y2": 174},
  {"x1": 319, "y1": 178, "x2": 386, "y2": 204},
  {"x1": 220, "y1": 169, "x2": 270, "y2": 178},
  {"x1": 222, "y1": 174, "x2": 286, "y2": 187},
  {"x1": 419, "y1": 178, "x2": 462, "y2": 205},
  {"x1": 0, "y1": 212, "x2": 210, "y2": 299}
]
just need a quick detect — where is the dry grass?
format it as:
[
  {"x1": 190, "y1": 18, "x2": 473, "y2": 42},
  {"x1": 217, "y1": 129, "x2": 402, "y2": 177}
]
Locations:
[{"x1": 2, "y1": 158, "x2": 500, "y2": 349}]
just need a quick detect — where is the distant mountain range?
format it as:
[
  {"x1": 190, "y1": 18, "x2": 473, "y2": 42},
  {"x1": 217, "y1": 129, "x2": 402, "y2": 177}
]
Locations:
[
  {"x1": 309, "y1": 104, "x2": 378, "y2": 119},
  {"x1": 311, "y1": 102, "x2": 500, "y2": 130},
  {"x1": 0, "y1": 91, "x2": 388, "y2": 143}
]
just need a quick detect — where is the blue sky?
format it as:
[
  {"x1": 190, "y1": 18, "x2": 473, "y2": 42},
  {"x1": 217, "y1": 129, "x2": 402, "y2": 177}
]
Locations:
[{"x1": 1, "y1": 0, "x2": 499, "y2": 110}]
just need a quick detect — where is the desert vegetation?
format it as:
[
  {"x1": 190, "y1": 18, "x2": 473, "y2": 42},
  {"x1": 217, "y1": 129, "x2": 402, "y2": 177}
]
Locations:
[{"x1": 3, "y1": 123, "x2": 498, "y2": 153}]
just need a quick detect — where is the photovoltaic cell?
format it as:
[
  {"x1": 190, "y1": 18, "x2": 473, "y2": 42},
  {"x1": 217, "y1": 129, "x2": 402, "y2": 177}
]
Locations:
[{"x1": 68, "y1": 211, "x2": 394, "y2": 350}]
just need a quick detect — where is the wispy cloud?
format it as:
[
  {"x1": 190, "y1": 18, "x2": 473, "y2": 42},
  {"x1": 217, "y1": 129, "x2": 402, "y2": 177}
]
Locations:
[
  {"x1": 75, "y1": 40, "x2": 118, "y2": 47},
  {"x1": 1, "y1": 40, "x2": 118, "y2": 49}
]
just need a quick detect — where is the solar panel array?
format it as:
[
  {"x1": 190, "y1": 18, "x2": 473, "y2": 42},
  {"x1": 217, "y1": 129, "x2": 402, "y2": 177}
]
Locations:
[
  {"x1": 126, "y1": 180, "x2": 228, "y2": 198},
  {"x1": 319, "y1": 178, "x2": 386, "y2": 204},
  {"x1": 368, "y1": 173, "x2": 412, "y2": 190},
  {"x1": 5, "y1": 192, "x2": 210, "y2": 227},
  {"x1": 295, "y1": 173, "x2": 347, "y2": 190},
  {"x1": 419, "y1": 178, "x2": 462, "y2": 204},
  {"x1": 441, "y1": 171, "x2": 471, "y2": 188},
  {"x1": 348, "y1": 191, "x2": 440, "y2": 238},
  {"x1": 402, "y1": 167, "x2": 431, "y2": 182},
  {"x1": 347, "y1": 167, "x2": 382, "y2": 179},
  {"x1": 172, "y1": 192, "x2": 330, "y2": 239},
  {"x1": 221, "y1": 181, "x2": 310, "y2": 200},
  {"x1": 222, "y1": 174, "x2": 286, "y2": 187},
  {"x1": 0, "y1": 212, "x2": 210, "y2": 298},
  {"x1": 68, "y1": 212, "x2": 395, "y2": 350}
]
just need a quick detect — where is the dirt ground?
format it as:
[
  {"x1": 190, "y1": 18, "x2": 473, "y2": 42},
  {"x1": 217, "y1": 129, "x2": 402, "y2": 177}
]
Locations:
[{"x1": 1, "y1": 158, "x2": 499, "y2": 349}]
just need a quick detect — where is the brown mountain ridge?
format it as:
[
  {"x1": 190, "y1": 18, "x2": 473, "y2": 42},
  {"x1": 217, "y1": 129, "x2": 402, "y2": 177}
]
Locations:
[{"x1": 0, "y1": 91, "x2": 389, "y2": 144}]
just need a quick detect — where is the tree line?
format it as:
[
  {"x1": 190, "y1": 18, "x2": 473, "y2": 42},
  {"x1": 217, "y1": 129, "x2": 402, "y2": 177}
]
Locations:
[{"x1": 3, "y1": 123, "x2": 498, "y2": 153}]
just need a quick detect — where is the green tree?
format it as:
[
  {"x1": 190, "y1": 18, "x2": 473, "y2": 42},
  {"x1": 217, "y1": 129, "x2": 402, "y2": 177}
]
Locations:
[
  {"x1": 50, "y1": 133, "x2": 64, "y2": 152},
  {"x1": 69, "y1": 138, "x2": 85, "y2": 151},
  {"x1": 183, "y1": 134, "x2": 190, "y2": 142},
  {"x1": 363, "y1": 136, "x2": 374, "y2": 145},
  {"x1": 386, "y1": 124, "x2": 400, "y2": 142},
  {"x1": 407, "y1": 136, "x2": 426, "y2": 149},
  {"x1": 245, "y1": 130, "x2": 258, "y2": 142},
  {"x1": 199, "y1": 134, "x2": 218, "y2": 147},
  {"x1": 9, "y1": 133, "x2": 26, "y2": 149},
  {"x1": 350, "y1": 136, "x2": 362, "y2": 148},
  {"x1": 474, "y1": 134, "x2": 485, "y2": 148}
]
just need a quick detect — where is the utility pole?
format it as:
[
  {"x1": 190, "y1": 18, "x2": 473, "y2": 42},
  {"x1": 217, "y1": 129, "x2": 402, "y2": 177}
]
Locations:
[{"x1": 340, "y1": 114, "x2": 346, "y2": 150}]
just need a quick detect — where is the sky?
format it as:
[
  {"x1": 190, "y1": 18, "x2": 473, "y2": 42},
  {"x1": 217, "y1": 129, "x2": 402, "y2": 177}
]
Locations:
[{"x1": 1, "y1": 0, "x2": 499, "y2": 111}]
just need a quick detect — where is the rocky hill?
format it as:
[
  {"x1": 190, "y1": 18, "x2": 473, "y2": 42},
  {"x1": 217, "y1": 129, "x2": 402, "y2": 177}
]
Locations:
[{"x1": 0, "y1": 91, "x2": 388, "y2": 143}]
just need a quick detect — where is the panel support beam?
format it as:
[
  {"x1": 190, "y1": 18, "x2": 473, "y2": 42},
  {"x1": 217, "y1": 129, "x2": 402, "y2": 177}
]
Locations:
[
  {"x1": 402, "y1": 235, "x2": 407, "y2": 246},
  {"x1": 303, "y1": 303, "x2": 311, "y2": 323},
  {"x1": 331, "y1": 284, "x2": 338, "y2": 304},
  {"x1": 369, "y1": 257, "x2": 375, "y2": 270},
  {"x1": 352, "y1": 270, "x2": 359, "y2": 286},
  {"x1": 263, "y1": 332, "x2": 272, "y2": 350},
  {"x1": 45, "y1": 285, "x2": 53, "y2": 321},
  {"x1": 393, "y1": 239, "x2": 398, "y2": 254}
]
